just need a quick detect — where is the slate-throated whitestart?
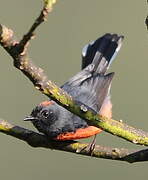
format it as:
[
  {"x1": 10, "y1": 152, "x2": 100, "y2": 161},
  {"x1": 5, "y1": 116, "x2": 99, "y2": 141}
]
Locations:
[{"x1": 24, "y1": 33, "x2": 123, "y2": 141}]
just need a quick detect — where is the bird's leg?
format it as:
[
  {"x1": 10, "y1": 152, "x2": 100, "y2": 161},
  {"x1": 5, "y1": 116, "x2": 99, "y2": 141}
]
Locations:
[{"x1": 76, "y1": 135, "x2": 97, "y2": 155}]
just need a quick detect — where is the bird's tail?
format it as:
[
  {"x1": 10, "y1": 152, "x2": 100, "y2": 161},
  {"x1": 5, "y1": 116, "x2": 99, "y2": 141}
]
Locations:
[{"x1": 81, "y1": 33, "x2": 124, "y2": 74}]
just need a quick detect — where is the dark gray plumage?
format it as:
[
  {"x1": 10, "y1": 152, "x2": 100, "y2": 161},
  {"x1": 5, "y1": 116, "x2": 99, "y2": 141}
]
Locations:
[{"x1": 25, "y1": 33, "x2": 124, "y2": 139}]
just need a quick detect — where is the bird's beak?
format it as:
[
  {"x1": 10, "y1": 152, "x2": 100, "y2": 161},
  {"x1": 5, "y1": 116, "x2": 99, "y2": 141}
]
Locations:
[{"x1": 24, "y1": 116, "x2": 35, "y2": 121}]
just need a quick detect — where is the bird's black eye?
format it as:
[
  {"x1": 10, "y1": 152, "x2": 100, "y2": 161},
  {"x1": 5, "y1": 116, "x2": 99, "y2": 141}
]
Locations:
[{"x1": 41, "y1": 110, "x2": 49, "y2": 118}]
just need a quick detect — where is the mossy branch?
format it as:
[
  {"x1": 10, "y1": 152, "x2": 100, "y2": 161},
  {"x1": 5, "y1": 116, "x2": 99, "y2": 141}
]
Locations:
[
  {"x1": 0, "y1": 118, "x2": 148, "y2": 163},
  {"x1": 0, "y1": 0, "x2": 148, "y2": 162}
]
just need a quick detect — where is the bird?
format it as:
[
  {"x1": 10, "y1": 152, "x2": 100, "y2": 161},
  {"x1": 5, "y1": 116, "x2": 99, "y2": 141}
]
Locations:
[{"x1": 24, "y1": 33, "x2": 123, "y2": 144}]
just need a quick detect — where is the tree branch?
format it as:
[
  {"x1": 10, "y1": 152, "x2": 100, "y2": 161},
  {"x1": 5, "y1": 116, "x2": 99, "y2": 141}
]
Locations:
[
  {"x1": 1, "y1": 119, "x2": 148, "y2": 163},
  {"x1": 0, "y1": 0, "x2": 148, "y2": 162},
  {"x1": 1, "y1": 22, "x2": 148, "y2": 147}
]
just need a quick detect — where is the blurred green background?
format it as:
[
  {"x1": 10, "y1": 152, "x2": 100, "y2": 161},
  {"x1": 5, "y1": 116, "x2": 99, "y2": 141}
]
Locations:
[{"x1": 0, "y1": 0, "x2": 148, "y2": 179}]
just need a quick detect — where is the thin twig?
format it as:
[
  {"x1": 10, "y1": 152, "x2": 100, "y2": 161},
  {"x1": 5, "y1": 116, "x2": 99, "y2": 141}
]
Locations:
[{"x1": 18, "y1": 4, "x2": 51, "y2": 53}]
